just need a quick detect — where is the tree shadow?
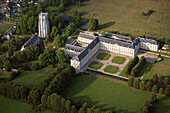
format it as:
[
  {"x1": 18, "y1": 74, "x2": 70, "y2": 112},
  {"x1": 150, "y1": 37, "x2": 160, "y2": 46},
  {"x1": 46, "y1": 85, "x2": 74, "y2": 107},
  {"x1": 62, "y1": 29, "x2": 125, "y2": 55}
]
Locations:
[
  {"x1": 98, "y1": 22, "x2": 116, "y2": 30},
  {"x1": 80, "y1": 11, "x2": 88, "y2": 16},
  {"x1": 153, "y1": 96, "x2": 170, "y2": 113}
]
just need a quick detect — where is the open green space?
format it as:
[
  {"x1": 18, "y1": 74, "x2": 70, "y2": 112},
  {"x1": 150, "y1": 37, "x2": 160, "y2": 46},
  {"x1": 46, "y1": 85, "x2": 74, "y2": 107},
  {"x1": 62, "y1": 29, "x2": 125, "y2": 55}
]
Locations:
[
  {"x1": 0, "y1": 23, "x2": 14, "y2": 33},
  {"x1": 96, "y1": 53, "x2": 111, "y2": 60},
  {"x1": 65, "y1": 0, "x2": 170, "y2": 39},
  {"x1": 11, "y1": 68, "x2": 57, "y2": 89},
  {"x1": 112, "y1": 56, "x2": 126, "y2": 64},
  {"x1": 88, "y1": 61, "x2": 103, "y2": 69},
  {"x1": 0, "y1": 96, "x2": 53, "y2": 113},
  {"x1": 143, "y1": 57, "x2": 170, "y2": 79},
  {"x1": 62, "y1": 72, "x2": 170, "y2": 113},
  {"x1": 44, "y1": 6, "x2": 59, "y2": 13},
  {"x1": 104, "y1": 65, "x2": 119, "y2": 74}
]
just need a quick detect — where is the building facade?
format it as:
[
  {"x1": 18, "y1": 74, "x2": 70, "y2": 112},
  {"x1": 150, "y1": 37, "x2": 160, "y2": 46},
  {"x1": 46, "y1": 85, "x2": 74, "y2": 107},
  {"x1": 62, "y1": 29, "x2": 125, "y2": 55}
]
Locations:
[
  {"x1": 38, "y1": 12, "x2": 50, "y2": 37},
  {"x1": 65, "y1": 32, "x2": 159, "y2": 69},
  {"x1": 21, "y1": 35, "x2": 40, "y2": 51}
]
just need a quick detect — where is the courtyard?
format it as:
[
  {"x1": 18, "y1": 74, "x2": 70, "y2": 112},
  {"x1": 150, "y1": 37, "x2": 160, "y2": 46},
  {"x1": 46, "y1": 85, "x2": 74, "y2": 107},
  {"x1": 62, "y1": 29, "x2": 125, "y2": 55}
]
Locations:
[{"x1": 85, "y1": 50, "x2": 132, "y2": 79}]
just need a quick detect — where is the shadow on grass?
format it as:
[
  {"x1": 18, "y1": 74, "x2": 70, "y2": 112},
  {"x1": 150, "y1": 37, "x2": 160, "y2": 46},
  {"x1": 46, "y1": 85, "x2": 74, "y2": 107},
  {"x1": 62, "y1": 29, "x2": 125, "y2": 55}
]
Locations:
[
  {"x1": 80, "y1": 11, "x2": 88, "y2": 16},
  {"x1": 153, "y1": 96, "x2": 170, "y2": 113},
  {"x1": 98, "y1": 22, "x2": 116, "y2": 30}
]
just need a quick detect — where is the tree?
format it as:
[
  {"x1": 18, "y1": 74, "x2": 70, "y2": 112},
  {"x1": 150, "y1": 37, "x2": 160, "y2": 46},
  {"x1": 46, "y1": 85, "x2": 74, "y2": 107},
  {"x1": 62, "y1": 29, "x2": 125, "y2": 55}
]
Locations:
[
  {"x1": 3, "y1": 60, "x2": 11, "y2": 72},
  {"x1": 151, "y1": 74, "x2": 158, "y2": 83},
  {"x1": 158, "y1": 75, "x2": 164, "y2": 84},
  {"x1": 146, "y1": 81, "x2": 152, "y2": 91},
  {"x1": 53, "y1": 35, "x2": 62, "y2": 48},
  {"x1": 64, "y1": 22, "x2": 77, "y2": 36},
  {"x1": 56, "y1": 49, "x2": 68, "y2": 64},
  {"x1": 88, "y1": 18, "x2": 99, "y2": 31},
  {"x1": 71, "y1": 105, "x2": 77, "y2": 113},
  {"x1": 50, "y1": 26, "x2": 60, "y2": 40},
  {"x1": 150, "y1": 94, "x2": 157, "y2": 104},
  {"x1": 65, "y1": 100, "x2": 72, "y2": 113},
  {"x1": 72, "y1": 10, "x2": 78, "y2": 16},
  {"x1": 159, "y1": 88, "x2": 164, "y2": 94},
  {"x1": 27, "y1": 16, "x2": 35, "y2": 32},
  {"x1": 140, "y1": 80, "x2": 146, "y2": 90},
  {"x1": 164, "y1": 87, "x2": 170, "y2": 96},
  {"x1": 36, "y1": 5, "x2": 43, "y2": 15},
  {"x1": 152, "y1": 85, "x2": 158, "y2": 93},
  {"x1": 163, "y1": 77, "x2": 169, "y2": 85},
  {"x1": 128, "y1": 78, "x2": 134, "y2": 87},
  {"x1": 73, "y1": 16, "x2": 81, "y2": 27},
  {"x1": 133, "y1": 78, "x2": 140, "y2": 89},
  {"x1": 78, "y1": 103, "x2": 88, "y2": 113},
  {"x1": 46, "y1": 35, "x2": 51, "y2": 43}
]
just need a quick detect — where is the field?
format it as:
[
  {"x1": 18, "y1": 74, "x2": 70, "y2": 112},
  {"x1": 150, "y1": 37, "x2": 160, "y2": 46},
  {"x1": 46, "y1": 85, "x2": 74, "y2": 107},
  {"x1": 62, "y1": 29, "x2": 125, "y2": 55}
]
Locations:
[
  {"x1": 65, "y1": 0, "x2": 170, "y2": 39},
  {"x1": 96, "y1": 53, "x2": 111, "y2": 60},
  {"x1": 62, "y1": 72, "x2": 170, "y2": 113},
  {"x1": 0, "y1": 96, "x2": 53, "y2": 113},
  {"x1": 44, "y1": 6, "x2": 59, "y2": 13},
  {"x1": 104, "y1": 65, "x2": 119, "y2": 74},
  {"x1": 88, "y1": 61, "x2": 103, "y2": 69},
  {"x1": 11, "y1": 68, "x2": 57, "y2": 89},
  {"x1": 112, "y1": 56, "x2": 126, "y2": 64},
  {"x1": 143, "y1": 57, "x2": 170, "y2": 79},
  {"x1": 0, "y1": 23, "x2": 14, "y2": 33}
]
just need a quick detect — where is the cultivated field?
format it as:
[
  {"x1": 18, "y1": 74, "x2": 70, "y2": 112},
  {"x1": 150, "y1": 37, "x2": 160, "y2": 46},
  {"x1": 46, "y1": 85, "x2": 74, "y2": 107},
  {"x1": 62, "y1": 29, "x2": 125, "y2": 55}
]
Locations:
[
  {"x1": 143, "y1": 57, "x2": 170, "y2": 79},
  {"x1": 12, "y1": 68, "x2": 57, "y2": 88},
  {"x1": 65, "y1": 0, "x2": 170, "y2": 39},
  {"x1": 62, "y1": 72, "x2": 170, "y2": 113},
  {"x1": 0, "y1": 96, "x2": 53, "y2": 113},
  {"x1": 0, "y1": 23, "x2": 14, "y2": 33}
]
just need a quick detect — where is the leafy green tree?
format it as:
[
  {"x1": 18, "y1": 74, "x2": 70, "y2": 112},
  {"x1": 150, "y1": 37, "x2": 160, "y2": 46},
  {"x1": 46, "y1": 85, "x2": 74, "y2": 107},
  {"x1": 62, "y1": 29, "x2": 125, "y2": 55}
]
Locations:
[
  {"x1": 56, "y1": 49, "x2": 68, "y2": 64},
  {"x1": 163, "y1": 77, "x2": 169, "y2": 85},
  {"x1": 27, "y1": 16, "x2": 35, "y2": 32},
  {"x1": 64, "y1": 22, "x2": 77, "y2": 36},
  {"x1": 73, "y1": 16, "x2": 81, "y2": 27},
  {"x1": 71, "y1": 105, "x2": 77, "y2": 113},
  {"x1": 50, "y1": 26, "x2": 60, "y2": 40},
  {"x1": 128, "y1": 78, "x2": 134, "y2": 87},
  {"x1": 3, "y1": 60, "x2": 11, "y2": 72},
  {"x1": 36, "y1": 5, "x2": 43, "y2": 15},
  {"x1": 150, "y1": 94, "x2": 157, "y2": 104},
  {"x1": 88, "y1": 18, "x2": 99, "y2": 31},
  {"x1": 152, "y1": 85, "x2": 158, "y2": 93},
  {"x1": 133, "y1": 78, "x2": 141, "y2": 89},
  {"x1": 65, "y1": 100, "x2": 72, "y2": 113},
  {"x1": 151, "y1": 74, "x2": 158, "y2": 83},
  {"x1": 53, "y1": 35, "x2": 62, "y2": 48},
  {"x1": 78, "y1": 103, "x2": 88, "y2": 113},
  {"x1": 158, "y1": 75, "x2": 164, "y2": 84},
  {"x1": 164, "y1": 87, "x2": 170, "y2": 96},
  {"x1": 159, "y1": 88, "x2": 164, "y2": 94},
  {"x1": 140, "y1": 80, "x2": 146, "y2": 90}
]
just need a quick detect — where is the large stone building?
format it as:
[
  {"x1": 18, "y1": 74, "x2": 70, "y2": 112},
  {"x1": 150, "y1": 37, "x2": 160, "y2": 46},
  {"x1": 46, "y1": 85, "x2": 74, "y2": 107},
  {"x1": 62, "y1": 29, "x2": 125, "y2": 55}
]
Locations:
[
  {"x1": 21, "y1": 35, "x2": 40, "y2": 51},
  {"x1": 38, "y1": 12, "x2": 50, "y2": 37},
  {"x1": 65, "y1": 32, "x2": 159, "y2": 69}
]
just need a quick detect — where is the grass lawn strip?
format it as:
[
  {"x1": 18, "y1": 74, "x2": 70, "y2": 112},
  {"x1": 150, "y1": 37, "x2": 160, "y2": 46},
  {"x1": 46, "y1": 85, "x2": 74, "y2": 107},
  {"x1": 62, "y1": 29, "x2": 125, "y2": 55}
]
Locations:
[
  {"x1": 96, "y1": 53, "x2": 111, "y2": 60},
  {"x1": 62, "y1": 72, "x2": 170, "y2": 113},
  {"x1": 104, "y1": 65, "x2": 119, "y2": 74},
  {"x1": 88, "y1": 61, "x2": 103, "y2": 69},
  {"x1": 112, "y1": 56, "x2": 126, "y2": 64}
]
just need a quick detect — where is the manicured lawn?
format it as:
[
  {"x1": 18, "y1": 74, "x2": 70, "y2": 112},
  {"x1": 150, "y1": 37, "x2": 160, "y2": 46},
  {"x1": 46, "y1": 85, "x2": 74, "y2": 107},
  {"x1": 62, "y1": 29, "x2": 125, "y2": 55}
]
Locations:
[
  {"x1": 88, "y1": 61, "x2": 103, "y2": 69},
  {"x1": 119, "y1": 59, "x2": 132, "y2": 77},
  {"x1": 62, "y1": 72, "x2": 170, "y2": 113},
  {"x1": 12, "y1": 68, "x2": 57, "y2": 89},
  {"x1": 65, "y1": 0, "x2": 170, "y2": 39},
  {"x1": 143, "y1": 57, "x2": 170, "y2": 79},
  {"x1": 112, "y1": 56, "x2": 126, "y2": 64},
  {"x1": 96, "y1": 53, "x2": 111, "y2": 60},
  {"x1": 44, "y1": 6, "x2": 59, "y2": 13},
  {"x1": 0, "y1": 23, "x2": 14, "y2": 33},
  {"x1": 137, "y1": 62, "x2": 151, "y2": 77},
  {"x1": 0, "y1": 96, "x2": 53, "y2": 113},
  {"x1": 104, "y1": 65, "x2": 119, "y2": 74}
]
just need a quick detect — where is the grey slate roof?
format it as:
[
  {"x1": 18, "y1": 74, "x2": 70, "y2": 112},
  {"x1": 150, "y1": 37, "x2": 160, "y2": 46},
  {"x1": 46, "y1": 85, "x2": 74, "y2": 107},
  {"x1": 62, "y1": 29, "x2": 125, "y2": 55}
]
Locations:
[
  {"x1": 77, "y1": 37, "x2": 100, "y2": 61},
  {"x1": 99, "y1": 31, "x2": 133, "y2": 41},
  {"x1": 24, "y1": 35, "x2": 39, "y2": 48},
  {"x1": 78, "y1": 32, "x2": 96, "y2": 40},
  {"x1": 138, "y1": 37, "x2": 159, "y2": 45},
  {"x1": 100, "y1": 37, "x2": 135, "y2": 49},
  {"x1": 65, "y1": 44, "x2": 84, "y2": 52}
]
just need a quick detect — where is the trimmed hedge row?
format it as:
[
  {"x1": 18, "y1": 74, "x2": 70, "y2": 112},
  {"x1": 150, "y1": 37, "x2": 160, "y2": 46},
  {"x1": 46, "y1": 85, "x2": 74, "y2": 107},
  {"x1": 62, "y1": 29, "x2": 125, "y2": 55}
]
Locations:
[
  {"x1": 130, "y1": 56, "x2": 146, "y2": 77},
  {"x1": 128, "y1": 78, "x2": 170, "y2": 96},
  {"x1": 125, "y1": 56, "x2": 139, "y2": 75}
]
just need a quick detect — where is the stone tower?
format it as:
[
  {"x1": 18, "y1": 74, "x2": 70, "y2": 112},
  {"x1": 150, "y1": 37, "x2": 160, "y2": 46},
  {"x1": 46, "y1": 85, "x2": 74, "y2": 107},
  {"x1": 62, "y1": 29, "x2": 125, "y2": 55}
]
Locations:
[{"x1": 38, "y1": 12, "x2": 50, "y2": 37}]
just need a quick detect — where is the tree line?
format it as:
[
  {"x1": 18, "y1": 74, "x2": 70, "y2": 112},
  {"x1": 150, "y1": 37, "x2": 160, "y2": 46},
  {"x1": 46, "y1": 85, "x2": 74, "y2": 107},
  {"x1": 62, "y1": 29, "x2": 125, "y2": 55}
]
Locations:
[
  {"x1": 128, "y1": 76, "x2": 170, "y2": 96},
  {"x1": 125, "y1": 56, "x2": 139, "y2": 75}
]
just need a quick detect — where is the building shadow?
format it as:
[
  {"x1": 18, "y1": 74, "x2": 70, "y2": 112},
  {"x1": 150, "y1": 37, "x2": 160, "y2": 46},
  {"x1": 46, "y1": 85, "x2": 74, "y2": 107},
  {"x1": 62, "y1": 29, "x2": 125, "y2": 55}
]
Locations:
[{"x1": 98, "y1": 22, "x2": 116, "y2": 30}]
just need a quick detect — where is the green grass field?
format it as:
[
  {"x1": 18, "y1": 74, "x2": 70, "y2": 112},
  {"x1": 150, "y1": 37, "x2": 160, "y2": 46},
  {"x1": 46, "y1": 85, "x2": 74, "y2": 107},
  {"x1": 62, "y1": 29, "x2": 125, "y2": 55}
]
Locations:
[
  {"x1": 88, "y1": 61, "x2": 103, "y2": 69},
  {"x1": 0, "y1": 23, "x2": 14, "y2": 33},
  {"x1": 143, "y1": 57, "x2": 170, "y2": 79},
  {"x1": 62, "y1": 72, "x2": 170, "y2": 113},
  {"x1": 0, "y1": 96, "x2": 53, "y2": 113},
  {"x1": 65, "y1": 0, "x2": 170, "y2": 39},
  {"x1": 112, "y1": 56, "x2": 126, "y2": 64},
  {"x1": 11, "y1": 68, "x2": 57, "y2": 89},
  {"x1": 104, "y1": 65, "x2": 119, "y2": 74},
  {"x1": 96, "y1": 53, "x2": 111, "y2": 60},
  {"x1": 44, "y1": 6, "x2": 59, "y2": 13}
]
